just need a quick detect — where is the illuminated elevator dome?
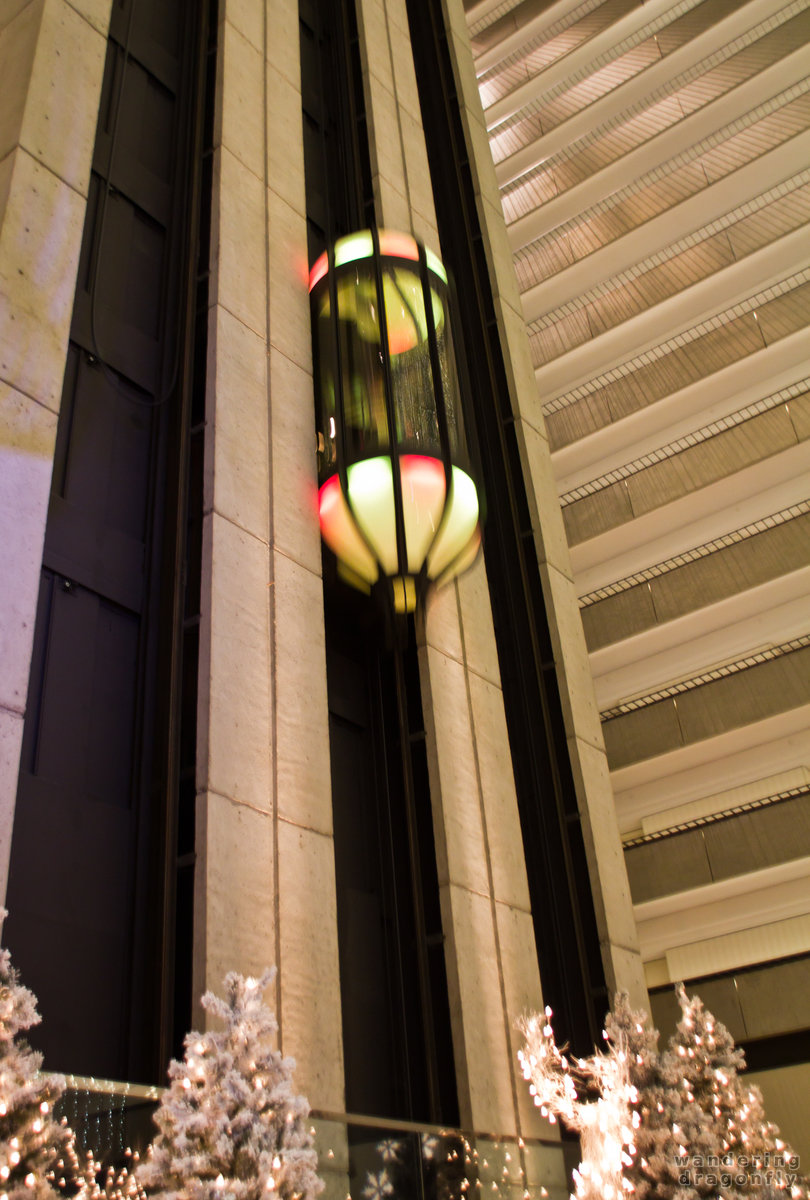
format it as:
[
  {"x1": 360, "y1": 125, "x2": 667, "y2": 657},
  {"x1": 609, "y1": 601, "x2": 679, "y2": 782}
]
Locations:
[{"x1": 310, "y1": 228, "x2": 481, "y2": 613}]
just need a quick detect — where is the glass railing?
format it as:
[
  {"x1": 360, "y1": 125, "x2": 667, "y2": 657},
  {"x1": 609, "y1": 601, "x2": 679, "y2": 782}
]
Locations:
[
  {"x1": 310, "y1": 1111, "x2": 568, "y2": 1200},
  {"x1": 57, "y1": 1078, "x2": 570, "y2": 1200}
]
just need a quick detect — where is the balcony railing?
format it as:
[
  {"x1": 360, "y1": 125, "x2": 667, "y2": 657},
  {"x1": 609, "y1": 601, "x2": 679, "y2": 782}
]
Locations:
[{"x1": 57, "y1": 1077, "x2": 570, "y2": 1200}]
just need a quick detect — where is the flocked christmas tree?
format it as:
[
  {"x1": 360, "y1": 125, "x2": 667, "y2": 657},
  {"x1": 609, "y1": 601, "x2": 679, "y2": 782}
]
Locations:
[
  {"x1": 77, "y1": 1149, "x2": 145, "y2": 1200},
  {"x1": 0, "y1": 911, "x2": 76, "y2": 1200},
  {"x1": 520, "y1": 989, "x2": 809, "y2": 1200},
  {"x1": 604, "y1": 994, "x2": 717, "y2": 1199},
  {"x1": 137, "y1": 970, "x2": 322, "y2": 1200},
  {"x1": 670, "y1": 984, "x2": 809, "y2": 1198}
]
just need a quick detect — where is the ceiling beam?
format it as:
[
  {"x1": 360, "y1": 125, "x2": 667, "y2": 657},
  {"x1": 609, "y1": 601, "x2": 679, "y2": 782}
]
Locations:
[
  {"x1": 532, "y1": 228, "x2": 809, "y2": 401},
  {"x1": 633, "y1": 855, "x2": 810, "y2": 959},
  {"x1": 520, "y1": 142, "x2": 810, "y2": 323},
  {"x1": 477, "y1": 0, "x2": 684, "y2": 78},
  {"x1": 569, "y1": 444, "x2": 810, "y2": 591},
  {"x1": 592, "y1": 572, "x2": 810, "y2": 709},
  {"x1": 492, "y1": 0, "x2": 796, "y2": 167},
  {"x1": 551, "y1": 327, "x2": 810, "y2": 492}
]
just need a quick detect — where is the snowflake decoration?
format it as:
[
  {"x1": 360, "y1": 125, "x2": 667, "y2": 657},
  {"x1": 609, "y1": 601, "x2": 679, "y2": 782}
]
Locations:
[
  {"x1": 362, "y1": 1169, "x2": 394, "y2": 1200},
  {"x1": 377, "y1": 1140, "x2": 402, "y2": 1164},
  {"x1": 420, "y1": 1133, "x2": 440, "y2": 1162}
]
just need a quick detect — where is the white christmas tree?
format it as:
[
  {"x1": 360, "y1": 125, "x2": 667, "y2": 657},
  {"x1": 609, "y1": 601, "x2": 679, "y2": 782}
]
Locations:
[
  {"x1": 520, "y1": 990, "x2": 809, "y2": 1200},
  {"x1": 604, "y1": 994, "x2": 715, "y2": 1199},
  {"x1": 0, "y1": 912, "x2": 74, "y2": 1200},
  {"x1": 137, "y1": 970, "x2": 322, "y2": 1200},
  {"x1": 77, "y1": 1149, "x2": 145, "y2": 1200},
  {"x1": 670, "y1": 985, "x2": 809, "y2": 1198},
  {"x1": 517, "y1": 1006, "x2": 638, "y2": 1200}
]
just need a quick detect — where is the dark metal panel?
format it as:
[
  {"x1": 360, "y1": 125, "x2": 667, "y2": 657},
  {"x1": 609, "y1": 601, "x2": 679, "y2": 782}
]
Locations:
[
  {"x1": 325, "y1": 611, "x2": 460, "y2": 1127},
  {"x1": 51, "y1": 346, "x2": 153, "y2": 545},
  {"x1": 94, "y1": 52, "x2": 175, "y2": 226},
  {"x1": 8, "y1": 0, "x2": 208, "y2": 1083},
  {"x1": 71, "y1": 184, "x2": 165, "y2": 391},
  {"x1": 25, "y1": 579, "x2": 139, "y2": 805},
  {"x1": 109, "y1": 0, "x2": 184, "y2": 91}
]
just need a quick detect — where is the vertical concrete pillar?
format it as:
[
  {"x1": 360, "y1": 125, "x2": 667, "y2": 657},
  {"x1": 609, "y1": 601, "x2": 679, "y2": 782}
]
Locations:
[
  {"x1": 0, "y1": 0, "x2": 111, "y2": 898},
  {"x1": 194, "y1": 0, "x2": 344, "y2": 1109},
  {"x1": 440, "y1": 0, "x2": 647, "y2": 1011},
  {"x1": 354, "y1": 0, "x2": 548, "y2": 1139},
  {"x1": 419, "y1": 569, "x2": 555, "y2": 1139}
]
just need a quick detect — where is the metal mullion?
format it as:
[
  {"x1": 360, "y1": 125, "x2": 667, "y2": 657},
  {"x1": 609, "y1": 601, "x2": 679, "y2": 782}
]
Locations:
[
  {"x1": 326, "y1": 248, "x2": 352, "y2": 543},
  {"x1": 370, "y1": 226, "x2": 410, "y2": 596},
  {"x1": 371, "y1": 650, "x2": 416, "y2": 1121},
  {"x1": 152, "y1": 0, "x2": 211, "y2": 1075},
  {"x1": 417, "y1": 247, "x2": 455, "y2": 601},
  {"x1": 392, "y1": 632, "x2": 442, "y2": 1123},
  {"x1": 323, "y1": 254, "x2": 383, "y2": 580}
]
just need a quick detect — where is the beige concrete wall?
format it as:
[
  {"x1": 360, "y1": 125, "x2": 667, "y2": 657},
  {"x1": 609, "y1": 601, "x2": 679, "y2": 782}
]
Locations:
[
  {"x1": 440, "y1": 0, "x2": 647, "y2": 1013},
  {"x1": 355, "y1": 0, "x2": 549, "y2": 1139},
  {"x1": 193, "y1": 0, "x2": 345, "y2": 1111},
  {"x1": 0, "y1": 0, "x2": 111, "y2": 900},
  {"x1": 418, "y1": 571, "x2": 553, "y2": 1139}
]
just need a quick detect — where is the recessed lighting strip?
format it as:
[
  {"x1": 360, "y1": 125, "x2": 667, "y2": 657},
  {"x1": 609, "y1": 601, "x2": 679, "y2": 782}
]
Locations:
[
  {"x1": 527, "y1": 170, "x2": 810, "y2": 334},
  {"x1": 599, "y1": 634, "x2": 810, "y2": 720},
  {"x1": 578, "y1": 500, "x2": 810, "y2": 605},
  {"x1": 542, "y1": 266, "x2": 810, "y2": 415},
  {"x1": 559, "y1": 378, "x2": 810, "y2": 505},
  {"x1": 497, "y1": 0, "x2": 807, "y2": 166},
  {"x1": 622, "y1": 786, "x2": 810, "y2": 847}
]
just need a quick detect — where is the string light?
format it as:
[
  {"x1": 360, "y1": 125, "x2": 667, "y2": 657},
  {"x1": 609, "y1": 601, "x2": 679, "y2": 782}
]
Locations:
[{"x1": 518, "y1": 1008, "x2": 638, "y2": 1200}]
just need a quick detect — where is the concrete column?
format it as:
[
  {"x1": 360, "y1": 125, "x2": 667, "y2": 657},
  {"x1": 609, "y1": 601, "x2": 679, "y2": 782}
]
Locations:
[
  {"x1": 355, "y1": 0, "x2": 548, "y2": 1139},
  {"x1": 194, "y1": 0, "x2": 344, "y2": 1110},
  {"x1": 418, "y1": 570, "x2": 553, "y2": 1139},
  {"x1": 0, "y1": 0, "x2": 110, "y2": 899},
  {"x1": 440, "y1": 0, "x2": 648, "y2": 1011}
]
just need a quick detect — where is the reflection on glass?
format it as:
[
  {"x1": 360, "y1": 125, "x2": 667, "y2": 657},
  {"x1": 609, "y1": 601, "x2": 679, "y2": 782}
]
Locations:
[
  {"x1": 58, "y1": 1082, "x2": 568, "y2": 1199},
  {"x1": 427, "y1": 467, "x2": 479, "y2": 578},
  {"x1": 316, "y1": 262, "x2": 464, "y2": 470},
  {"x1": 310, "y1": 230, "x2": 481, "y2": 610},
  {"x1": 318, "y1": 474, "x2": 379, "y2": 586}
]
